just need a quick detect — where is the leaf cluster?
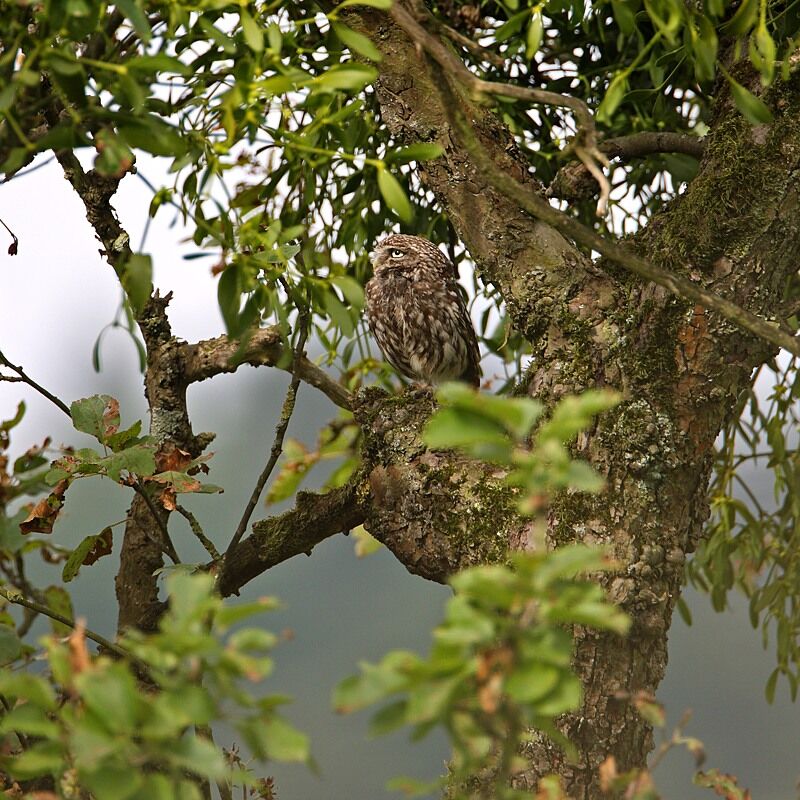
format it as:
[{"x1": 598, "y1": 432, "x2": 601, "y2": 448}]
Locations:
[
  {"x1": 424, "y1": 383, "x2": 621, "y2": 513},
  {"x1": 0, "y1": 571, "x2": 310, "y2": 800},
  {"x1": 334, "y1": 545, "x2": 629, "y2": 799}
]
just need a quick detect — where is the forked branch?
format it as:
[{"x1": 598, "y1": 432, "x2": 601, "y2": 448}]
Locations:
[
  {"x1": 432, "y1": 76, "x2": 800, "y2": 358},
  {"x1": 182, "y1": 328, "x2": 353, "y2": 411},
  {"x1": 388, "y1": 1, "x2": 612, "y2": 215}
]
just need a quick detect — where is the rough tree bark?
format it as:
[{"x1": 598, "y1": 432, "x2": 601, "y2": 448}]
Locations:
[{"x1": 48, "y1": 5, "x2": 800, "y2": 798}]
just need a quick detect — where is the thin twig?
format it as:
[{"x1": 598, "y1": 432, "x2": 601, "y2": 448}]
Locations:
[
  {"x1": 0, "y1": 586, "x2": 129, "y2": 662},
  {"x1": 0, "y1": 350, "x2": 71, "y2": 416},
  {"x1": 389, "y1": 2, "x2": 612, "y2": 216},
  {"x1": 227, "y1": 314, "x2": 310, "y2": 554},
  {"x1": 0, "y1": 216, "x2": 18, "y2": 255},
  {"x1": 438, "y1": 22, "x2": 507, "y2": 69},
  {"x1": 175, "y1": 504, "x2": 220, "y2": 560},
  {"x1": 131, "y1": 481, "x2": 181, "y2": 564}
]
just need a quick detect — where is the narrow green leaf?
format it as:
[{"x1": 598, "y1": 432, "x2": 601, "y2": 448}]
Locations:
[
  {"x1": 122, "y1": 253, "x2": 153, "y2": 316},
  {"x1": 114, "y1": 0, "x2": 151, "y2": 41},
  {"x1": 726, "y1": 74, "x2": 773, "y2": 124},
  {"x1": 596, "y1": 73, "x2": 627, "y2": 124},
  {"x1": 526, "y1": 12, "x2": 543, "y2": 59},
  {"x1": 337, "y1": 0, "x2": 393, "y2": 8},
  {"x1": 241, "y1": 10, "x2": 264, "y2": 53},
  {"x1": 377, "y1": 169, "x2": 412, "y2": 222},
  {"x1": 386, "y1": 142, "x2": 444, "y2": 164},
  {"x1": 332, "y1": 23, "x2": 382, "y2": 61},
  {"x1": 316, "y1": 64, "x2": 377, "y2": 91}
]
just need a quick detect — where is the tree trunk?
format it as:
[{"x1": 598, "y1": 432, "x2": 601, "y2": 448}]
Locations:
[{"x1": 343, "y1": 9, "x2": 800, "y2": 796}]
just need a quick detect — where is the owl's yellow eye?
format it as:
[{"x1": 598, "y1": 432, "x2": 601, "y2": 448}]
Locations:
[{"x1": 389, "y1": 248, "x2": 404, "y2": 258}]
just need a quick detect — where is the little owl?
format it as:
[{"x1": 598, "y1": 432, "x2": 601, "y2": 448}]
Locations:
[{"x1": 365, "y1": 234, "x2": 481, "y2": 387}]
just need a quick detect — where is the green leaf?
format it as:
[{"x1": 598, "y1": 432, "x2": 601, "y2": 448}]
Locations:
[
  {"x1": 0, "y1": 672, "x2": 56, "y2": 710},
  {"x1": 505, "y1": 663, "x2": 562, "y2": 704},
  {"x1": 332, "y1": 23, "x2": 382, "y2": 61},
  {"x1": 216, "y1": 597, "x2": 281, "y2": 628},
  {"x1": 101, "y1": 444, "x2": 156, "y2": 482},
  {"x1": 728, "y1": 77, "x2": 773, "y2": 124},
  {"x1": 377, "y1": 169, "x2": 412, "y2": 222},
  {"x1": 76, "y1": 663, "x2": 141, "y2": 733},
  {"x1": 386, "y1": 143, "x2": 444, "y2": 164},
  {"x1": 239, "y1": 714, "x2": 310, "y2": 762},
  {"x1": 337, "y1": 0, "x2": 393, "y2": 8},
  {"x1": 127, "y1": 54, "x2": 191, "y2": 75},
  {"x1": 596, "y1": 73, "x2": 627, "y2": 124},
  {"x1": 114, "y1": 0, "x2": 152, "y2": 42},
  {"x1": 241, "y1": 9, "x2": 264, "y2": 53},
  {"x1": 533, "y1": 673, "x2": 581, "y2": 716},
  {"x1": 0, "y1": 625, "x2": 22, "y2": 664},
  {"x1": 2, "y1": 741, "x2": 65, "y2": 779},
  {"x1": 81, "y1": 765, "x2": 143, "y2": 800},
  {"x1": 63, "y1": 528, "x2": 114, "y2": 582},
  {"x1": 217, "y1": 265, "x2": 242, "y2": 335},
  {"x1": 105, "y1": 419, "x2": 143, "y2": 452},
  {"x1": 436, "y1": 383, "x2": 543, "y2": 440},
  {"x1": 43, "y1": 585, "x2": 74, "y2": 634},
  {"x1": 323, "y1": 289, "x2": 356, "y2": 336},
  {"x1": 537, "y1": 390, "x2": 621, "y2": 444},
  {"x1": 369, "y1": 699, "x2": 408, "y2": 735},
  {"x1": 765, "y1": 667, "x2": 779, "y2": 704},
  {"x1": 526, "y1": 12, "x2": 543, "y2": 59},
  {"x1": 316, "y1": 64, "x2": 377, "y2": 91},
  {"x1": 121, "y1": 253, "x2": 153, "y2": 316},
  {"x1": 0, "y1": 704, "x2": 60, "y2": 739},
  {"x1": 166, "y1": 736, "x2": 229, "y2": 779},
  {"x1": 611, "y1": 0, "x2": 636, "y2": 34},
  {"x1": 721, "y1": 0, "x2": 757, "y2": 34},
  {"x1": 71, "y1": 395, "x2": 120, "y2": 441},
  {"x1": 0, "y1": 401, "x2": 25, "y2": 432},
  {"x1": 423, "y1": 408, "x2": 509, "y2": 452},
  {"x1": 331, "y1": 275, "x2": 365, "y2": 310}
]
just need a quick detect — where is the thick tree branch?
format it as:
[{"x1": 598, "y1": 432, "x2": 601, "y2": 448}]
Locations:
[
  {"x1": 182, "y1": 328, "x2": 353, "y2": 411},
  {"x1": 601, "y1": 132, "x2": 706, "y2": 161},
  {"x1": 217, "y1": 482, "x2": 366, "y2": 597},
  {"x1": 549, "y1": 132, "x2": 706, "y2": 201},
  {"x1": 0, "y1": 351, "x2": 71, "y2": 417},
  {"x1": 433, "y1": 76, "x2": 800, "y2": 357},
  {"x1": 54, "y1": 149, "x2": 131, "y2": 268},
  {"x1": 437, "y1": 22, "x2": 508, "y2": 69}
]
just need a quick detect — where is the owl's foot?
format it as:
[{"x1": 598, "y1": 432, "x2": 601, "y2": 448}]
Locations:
[{"x1": 406, "y1": 382, "x2": 435, "y2": 399}]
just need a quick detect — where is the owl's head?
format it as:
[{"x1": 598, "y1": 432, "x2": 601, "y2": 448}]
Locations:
[{"x1": 369, "y1": 234, "x2": 450, "y2": 276}]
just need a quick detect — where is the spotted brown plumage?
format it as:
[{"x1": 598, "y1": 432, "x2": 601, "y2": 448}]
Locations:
[{"x1": 365, "y1": 234, "x2": 481, "y2": 387}]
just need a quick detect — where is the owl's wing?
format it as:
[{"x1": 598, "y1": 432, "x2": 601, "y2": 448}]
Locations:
[{"x1": 444, "y1": 272, "x2": 482, "y2": 388}]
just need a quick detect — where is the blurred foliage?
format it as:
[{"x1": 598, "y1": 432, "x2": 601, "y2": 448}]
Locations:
[
  {"x1": 329, "y1": 387, "x2": 629, "y2": 797},
  {"x1": 0, "y1": 571, "x2": 309, "y2": 800},
  {"x1": 689, "y1": 356, "x2": 800, "y2": 703},
  {"x1": 424, "y1": 384, "x2": 621, "y2": 513},
  {"x1": 335, "y1": 545, "x2": 629, "y2": 799}
]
